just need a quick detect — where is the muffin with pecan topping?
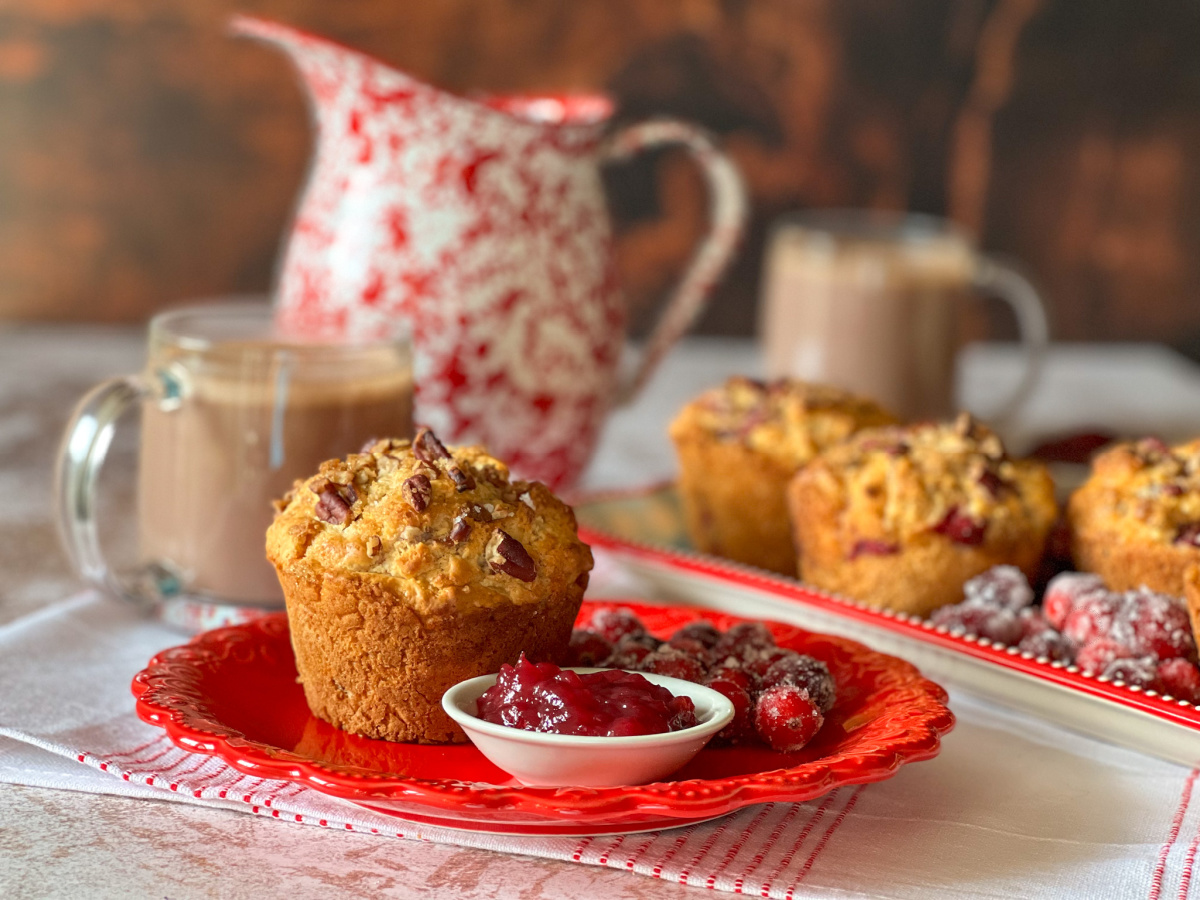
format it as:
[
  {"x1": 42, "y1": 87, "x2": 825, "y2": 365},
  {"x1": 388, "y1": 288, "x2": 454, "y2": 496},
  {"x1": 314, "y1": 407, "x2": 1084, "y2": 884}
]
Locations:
[
  {"x1": 266, "y1": 428, "x2": 593, "y2": 744},
  {"x1": 1068, "y1": 437, "x2": 1200, "y2": 596},
  {"x1": 788, "y1": 414, "x2": 1057, "y2": 616},
  {"x1": 669, "y1": 377, "x2": 897, "y2": 574}
]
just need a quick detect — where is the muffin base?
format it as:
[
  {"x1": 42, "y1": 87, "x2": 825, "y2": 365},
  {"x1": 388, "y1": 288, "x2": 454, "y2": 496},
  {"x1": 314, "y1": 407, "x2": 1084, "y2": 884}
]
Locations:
[
  {"x1": 793, "y1": 531, "x2": 1047, "y2": 617},
  {"x1": 1069, "y1": 521, "x2": 1200, "y2": 596},
  {"x1": 674, "y1": 434, "x2": 798, "y2": 576},
  {"x1": 1183, "y1": 565, "x2": 1200, "y2": 651},
  {"x1": 278, "y1": 565, "x2": 583, "y2": 743}
]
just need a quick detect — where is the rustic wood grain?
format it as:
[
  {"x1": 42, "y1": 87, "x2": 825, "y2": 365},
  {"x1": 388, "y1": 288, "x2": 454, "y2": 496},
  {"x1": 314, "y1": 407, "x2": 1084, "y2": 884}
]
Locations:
[{"x1": 1, "y1": 1, "x2": 1198, "y2": 343}]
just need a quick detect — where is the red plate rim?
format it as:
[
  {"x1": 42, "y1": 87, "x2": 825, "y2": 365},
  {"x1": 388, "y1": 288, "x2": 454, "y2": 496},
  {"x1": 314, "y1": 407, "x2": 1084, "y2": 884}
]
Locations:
[{"x1": 131, "y1": 601, "x2": 954, "y2": 821}]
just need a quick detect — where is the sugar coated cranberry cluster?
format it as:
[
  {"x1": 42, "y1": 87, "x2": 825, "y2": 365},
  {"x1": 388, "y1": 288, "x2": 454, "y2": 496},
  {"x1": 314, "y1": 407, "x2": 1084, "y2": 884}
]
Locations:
[
  {"x1": 477, "y1": 653, "x2": 698, "y2": 737},
  {"x1": 566, "y1": 609, "x2": 836, "y2": 753},
  {"x1": 930, "y1": 566, "x2": 1200, "y2": 702}
]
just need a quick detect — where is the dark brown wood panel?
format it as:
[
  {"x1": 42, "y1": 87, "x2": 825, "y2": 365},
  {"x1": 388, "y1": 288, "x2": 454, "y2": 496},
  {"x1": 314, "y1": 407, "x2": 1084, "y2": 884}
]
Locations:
[{"x1": 1, "y1": 1, "x2": 1199, "y2": 344}]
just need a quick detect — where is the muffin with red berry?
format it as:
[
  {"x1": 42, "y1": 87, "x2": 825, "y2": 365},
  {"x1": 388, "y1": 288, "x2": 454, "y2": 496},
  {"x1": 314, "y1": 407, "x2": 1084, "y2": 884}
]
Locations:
[
  {"x1": 1068, "y1": 437, "x2": 1200, "y2": 596},
  {"x1": 669, "y1": 377, "x2": 897, "y2": 575},
  {"x1": 266, "y1": 429, "x2": 593, "y2": 744},
  {"x1": 789, "y1": 413, "x2": 1057, "y2": 617}
]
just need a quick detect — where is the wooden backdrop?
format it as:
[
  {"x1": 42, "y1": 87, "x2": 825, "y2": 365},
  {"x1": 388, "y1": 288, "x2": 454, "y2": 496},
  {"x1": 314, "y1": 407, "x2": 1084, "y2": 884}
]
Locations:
[{"x1": 2, "y1": 0, "x2": 1199, "y2": 343}]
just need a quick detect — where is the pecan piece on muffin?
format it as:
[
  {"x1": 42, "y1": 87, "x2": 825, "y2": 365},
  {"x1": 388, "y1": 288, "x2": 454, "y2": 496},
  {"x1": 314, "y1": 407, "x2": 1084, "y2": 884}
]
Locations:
[
  {"x1": 789, "y1": 414, "x2": 1057, "y2": 617},
  {"x1": 266, "y1": 429, "x2": 593, "y2": 744},
  {"x1": 1068, "y1": 437, "x2": 1200, "y2": 596},
  {"x1": 669, "y1": 377, "x2": 897, "y2": 575}
]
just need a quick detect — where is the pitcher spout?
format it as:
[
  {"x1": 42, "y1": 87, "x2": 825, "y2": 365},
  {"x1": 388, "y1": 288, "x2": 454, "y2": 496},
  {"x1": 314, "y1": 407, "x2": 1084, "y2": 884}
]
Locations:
[
  {"x1": 230, "y1": 15, "x2": 427, "y2": 121},
  {"x1": 231, "y1": 16, "x2": 611, "y2": 130}
]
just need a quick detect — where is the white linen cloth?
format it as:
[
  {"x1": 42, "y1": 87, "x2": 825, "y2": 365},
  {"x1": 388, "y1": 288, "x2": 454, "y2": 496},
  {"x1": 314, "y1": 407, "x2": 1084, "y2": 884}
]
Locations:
[
  {"x1": 3, "y1": 581, "x2": 1200, "y2": 899},
  {"x1": 11, "y1": 337, "x2": 1200, "y2": 897}
]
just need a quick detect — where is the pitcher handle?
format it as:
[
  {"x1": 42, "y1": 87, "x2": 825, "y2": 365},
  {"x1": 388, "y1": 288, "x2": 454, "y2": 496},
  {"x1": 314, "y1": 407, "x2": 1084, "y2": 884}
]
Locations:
[{"x1": 601, "y1": 120, "x2": 748, "y2": 404}]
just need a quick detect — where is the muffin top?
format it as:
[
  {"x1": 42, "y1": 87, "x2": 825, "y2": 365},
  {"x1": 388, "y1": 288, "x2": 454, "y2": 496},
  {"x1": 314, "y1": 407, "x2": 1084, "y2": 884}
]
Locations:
[
  {"x1": 669, "y1": 377, "x2": 898, "y2": 470},
  {"x1": 1070, "y1": 437, "x2": 1200, "y2": 546},
  {"x1": 796, "y1": 413, "x2": 1057, "y2": 554},
  {"x1": 266, "y1": 429, "x2": 594, "y2": 615}
]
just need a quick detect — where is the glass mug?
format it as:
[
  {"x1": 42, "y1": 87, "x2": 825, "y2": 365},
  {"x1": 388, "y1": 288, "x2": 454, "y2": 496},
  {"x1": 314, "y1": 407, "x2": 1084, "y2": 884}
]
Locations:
[
  {"x1": 759, "y1": 211, "x2": 1049, "y2": 423},
  {"x1": 57, "y1": 303, "x2": 414, "y2": 630}
]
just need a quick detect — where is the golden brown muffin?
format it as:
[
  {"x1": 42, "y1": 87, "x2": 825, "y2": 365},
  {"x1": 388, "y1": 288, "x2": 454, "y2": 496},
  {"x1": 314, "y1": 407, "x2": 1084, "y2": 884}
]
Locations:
[
  {"x1": 266, "y1": 429, "x2": 594, "y2": 744},
  {"x1": 1068, "y1": 437, "x2": 1200, "y2": 595},
  {"x1": 669, "y1": 377, "x2": 897, "y2": 575},
  {"x1": 1183, "y1": 565, "x2": 1200, "y2": 653},
  {"x1": 789, "y1": 413, "x2": 1057, "y2": 616}
]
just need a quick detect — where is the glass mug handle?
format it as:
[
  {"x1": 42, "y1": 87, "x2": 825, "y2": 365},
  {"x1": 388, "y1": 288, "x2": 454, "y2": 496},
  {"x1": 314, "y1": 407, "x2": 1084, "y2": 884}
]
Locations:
[
  {"x1": 600, "y1": 120, "x2": 748, "y2": 404},
  {"x1": 56, "y1": 373, "x2": 165, "y2": 612},
  {"x1": 970, "y1": 255, "x2": 1050, "y2": 425}
]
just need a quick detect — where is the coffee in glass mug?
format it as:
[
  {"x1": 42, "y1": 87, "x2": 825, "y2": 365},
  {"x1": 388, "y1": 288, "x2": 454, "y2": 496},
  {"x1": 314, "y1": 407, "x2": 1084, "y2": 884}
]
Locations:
[
  {"x1": 759, "y1": 211, "x2": 1048, "y2": 423},
  {"x1": 58, "y1": 303, "x2": 413, "y2": 629}
]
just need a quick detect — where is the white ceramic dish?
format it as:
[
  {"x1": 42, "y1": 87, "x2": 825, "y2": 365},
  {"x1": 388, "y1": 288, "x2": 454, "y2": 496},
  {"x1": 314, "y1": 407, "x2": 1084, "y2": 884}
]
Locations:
[{"x1": 441, "y1": 668, "x2": 735, "y2": 787}]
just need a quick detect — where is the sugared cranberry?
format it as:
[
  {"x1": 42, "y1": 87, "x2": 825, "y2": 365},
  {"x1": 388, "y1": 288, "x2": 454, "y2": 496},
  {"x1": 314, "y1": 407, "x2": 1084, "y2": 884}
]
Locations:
[
  {"x1": 1075, "y1": 638, "x2": 1133, "y2": 676},
  {"x1": 963, "y1": 566, "x2": 1034, "y2": 611},
  {"x1": 1157, "y1": 658, "x2": 1200, "y2": 703},
  {"x1": 762, "y1": 655, "x2": 836, "y2": 713},
  {"x1": 1100, "y1": 656, "x2": 1159, "y2": 690},
  {"x1": 930, "y1": 602, "x2": 977, "y2": 632},
  {"x1": 1043, "y1": 572, "x2": 1107, "y2": 630},
  {"x1": 742, "y1": 647, "x2": 798, "y2": 681},
  {"x1": 587, "y1": 608, "x2": 648, "y2": 644},
  {"x1": 607, "y1": 637, "x2": 654, "y2": 670},
  {"x1": 625, "y1": 632, "x2": 665, "y2": 651},
  {"x1": 705, "y1": 677, "x2": 755, "y2": 744},
  {"x1": 714, "y1": 622, "x2": 776, "y2": 659},
  {"x1": 669, "y1": 621, "x2": 722, "y2": 650},
  {"x1": 1122, "y1": 587, "x2": 1195, "y2": 661},
  {"x1": 706, "y1": 663, "x2": 755, "y2": 693},
  {"x1": 754, "y1": 685, "x2": 824, "y2": 753},
  {"x1": 1017, "y1": 627, "x2": 1076, "y2": 663},
  {"x1": 1018, "y1": 608, "x2": 1051, "y2": 638},
  {"x1": 1062, "y1": 593, "x2": 1127, "y2": 647},
  {"x1": 557, "y1": 617, "x2": 839, "y2": 751},
  {"x1": 664, "y1": 636, "x2": 714, "y2": 666},
  {"x1": 476, "y1": 654, "x2": 697, "y2": 737},
  {"x1": 564, "y1": 630, "x2": 614, "y2": 668},
  {"x1": 639, "y1": 646, "x2": 707, "y2": 683},
  {"x1": 930, "y1": 602, "x2": 1023, "y2": 645}
]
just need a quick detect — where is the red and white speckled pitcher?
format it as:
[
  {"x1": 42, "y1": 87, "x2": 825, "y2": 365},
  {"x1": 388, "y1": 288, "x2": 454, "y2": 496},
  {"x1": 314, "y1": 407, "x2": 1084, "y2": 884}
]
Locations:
[{"x1": 234, "y1": 17, "x2": 746, "y2": 489}]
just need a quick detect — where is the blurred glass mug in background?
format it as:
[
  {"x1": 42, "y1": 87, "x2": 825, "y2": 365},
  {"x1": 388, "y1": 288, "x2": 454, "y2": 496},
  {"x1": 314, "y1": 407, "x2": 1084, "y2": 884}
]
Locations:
[
  {"x1": 759, "y1": 211, "x2": 1048, "y2": 423},
  {"x1": 56, "y1": 303, "x2": 413, "y2": 630}
]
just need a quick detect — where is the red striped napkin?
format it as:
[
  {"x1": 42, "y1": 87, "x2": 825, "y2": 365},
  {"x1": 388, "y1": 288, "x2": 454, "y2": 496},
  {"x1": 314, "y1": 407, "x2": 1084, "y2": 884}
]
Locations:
[{"x1": 3, "y1": 590, "x2": 1200, "y2": 898}]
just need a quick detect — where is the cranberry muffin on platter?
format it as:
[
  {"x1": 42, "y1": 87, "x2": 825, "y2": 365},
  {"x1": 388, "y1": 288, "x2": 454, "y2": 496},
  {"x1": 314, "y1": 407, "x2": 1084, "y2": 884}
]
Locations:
[
  {"x1": 669, "y1": 377, "x2": 897, "y2": 575},
  {"x1": 789, "y1": 413, "x2": 1057, "y2": 617},
  {"x1": 1069, "y1": 437, "x2": 1200, "y2": 596},
  {"x1": 266, "y1": 429, "x2": 594, "y2": 744}
]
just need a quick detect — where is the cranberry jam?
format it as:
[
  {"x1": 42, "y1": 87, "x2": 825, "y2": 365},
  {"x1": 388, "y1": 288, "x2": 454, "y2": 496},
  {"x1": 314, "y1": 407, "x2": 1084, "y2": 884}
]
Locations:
[{"x1": 476, "y1": 654, "x2": 699, "y2": 737}]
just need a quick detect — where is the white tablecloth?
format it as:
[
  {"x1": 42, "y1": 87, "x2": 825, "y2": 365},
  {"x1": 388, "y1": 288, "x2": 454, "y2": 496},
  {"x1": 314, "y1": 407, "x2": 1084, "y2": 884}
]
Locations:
[{"x1": 6, "y1": 328, "x2": 1200, "y2": 898}]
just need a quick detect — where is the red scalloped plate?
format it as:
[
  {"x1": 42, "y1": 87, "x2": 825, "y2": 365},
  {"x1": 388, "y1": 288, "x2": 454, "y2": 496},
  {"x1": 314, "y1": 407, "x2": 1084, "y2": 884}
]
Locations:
[{"x1": 132, "y1": 600, "x2": 953, "y2": 835}]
